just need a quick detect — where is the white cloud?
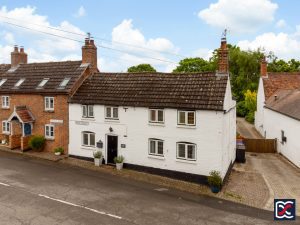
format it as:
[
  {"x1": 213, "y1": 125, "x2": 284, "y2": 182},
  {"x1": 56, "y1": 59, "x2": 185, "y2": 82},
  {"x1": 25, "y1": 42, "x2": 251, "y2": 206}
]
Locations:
[
  {"x1": 74, "y1": 6, "x2": 86, "y2": 18},
  {"x1": 193, "y1": 48, "x2": 213, "y2": 60},
  {"x1": 198, "y1": 0, "x2": 278, "y2": 33},
  {"x1": 276, "y1": 19, "x2": 286, "y2": 28},
  {"x1": 238, "y1": 30, "x2": 300, "y2": 60},
  {"x1": 1, "y1": 31, "x2": 15, "y2": 44}
]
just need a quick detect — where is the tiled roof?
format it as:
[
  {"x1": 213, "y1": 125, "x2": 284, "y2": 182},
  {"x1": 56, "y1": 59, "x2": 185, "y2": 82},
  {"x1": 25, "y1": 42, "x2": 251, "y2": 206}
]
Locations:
[
  {"x1": 16, "y1": 106, "x2": 35, "y2": 123},
  {"x1": 70, "y1": 72, "x2": 228, "y2": 111},
  {"x1": 0, "y1": 64, "x2": 10, "y2": 74},
  {"x1": 0, "y1": 61, "x2": 87, "y2": 94},
  {"x1": 265, "y1": 89, "x2": 300, "y2": 121},
  {"x1": 263, "y1": 73, "x2": 300, "y2": 100}
]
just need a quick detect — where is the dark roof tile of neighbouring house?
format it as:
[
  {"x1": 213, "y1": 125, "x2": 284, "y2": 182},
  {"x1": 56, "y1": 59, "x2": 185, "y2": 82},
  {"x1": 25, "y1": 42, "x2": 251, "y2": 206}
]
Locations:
[
  {"x1": 0, "y1": 61, "x2": 87, "y2": 94},
  {"x1": 263, "y1": 73, "x2": 300, "y2": 100},
  {"x1": 70, "y1": 72, "x2": 228, "y2": 111},
  {"x1": 265, "y1": 89, "x2": 300, "y2": 121}
]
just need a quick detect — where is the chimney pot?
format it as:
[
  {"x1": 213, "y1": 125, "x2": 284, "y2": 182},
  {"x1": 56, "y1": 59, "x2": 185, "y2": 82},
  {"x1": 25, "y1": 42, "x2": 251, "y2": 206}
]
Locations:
[
  {"x1": 14, "y1": 45, "x2": 19, "y2": 52},
  {"x1": 218, "y1": 37, "x2": 229, "y2": 74}
]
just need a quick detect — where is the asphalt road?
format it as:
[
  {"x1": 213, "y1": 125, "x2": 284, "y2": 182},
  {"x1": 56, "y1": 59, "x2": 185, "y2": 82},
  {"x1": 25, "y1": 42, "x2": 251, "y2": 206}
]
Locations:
[{"x1": 0, "y1": 151, "x2": 286, "y2": 225}]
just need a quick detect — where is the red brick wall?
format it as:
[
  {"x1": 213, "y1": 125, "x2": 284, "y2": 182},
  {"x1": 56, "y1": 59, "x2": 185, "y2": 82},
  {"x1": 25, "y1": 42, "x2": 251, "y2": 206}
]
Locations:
[{"x1": 0, "y1": 94, "x2": 70, "y2": 153}]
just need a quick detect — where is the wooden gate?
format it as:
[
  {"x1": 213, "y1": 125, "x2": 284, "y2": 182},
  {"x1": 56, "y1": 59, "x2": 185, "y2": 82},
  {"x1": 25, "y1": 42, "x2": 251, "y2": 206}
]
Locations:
[{"x1": 244, "y1": 138, "x2": 277, "y2": 153}]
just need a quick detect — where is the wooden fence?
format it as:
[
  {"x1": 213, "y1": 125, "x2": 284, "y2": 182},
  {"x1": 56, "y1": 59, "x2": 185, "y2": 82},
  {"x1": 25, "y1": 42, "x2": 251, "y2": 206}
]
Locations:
[{"x1": 244, "y1": 138, "x2": 277, "y2": 153}]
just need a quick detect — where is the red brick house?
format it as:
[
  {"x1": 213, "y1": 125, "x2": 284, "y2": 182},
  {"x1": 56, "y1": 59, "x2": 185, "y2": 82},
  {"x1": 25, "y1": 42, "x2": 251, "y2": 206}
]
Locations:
[{"x1": 0, "y1": 38, "x2": 98, "y2": 153}]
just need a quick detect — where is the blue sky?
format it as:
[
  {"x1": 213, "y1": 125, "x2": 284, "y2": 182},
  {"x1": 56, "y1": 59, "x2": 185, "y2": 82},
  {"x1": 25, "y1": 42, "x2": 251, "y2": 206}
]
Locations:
[{"x1": 0, "y1": 0, "x2": 299, "y2": 72}]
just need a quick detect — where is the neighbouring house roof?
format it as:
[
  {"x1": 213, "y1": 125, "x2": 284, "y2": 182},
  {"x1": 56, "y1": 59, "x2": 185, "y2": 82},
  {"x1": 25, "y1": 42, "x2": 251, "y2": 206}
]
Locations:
[
  {"x1": 70, "y1": 72, "x2": 228, "y2": 111},
  {"x1": 0, "y1": 61, "x2": 88, "y2": 95},
  {"x1": 263, "y1": 72, "x2": 300, "y2": 100},
  {"x1": 265, "y1": 89, "x2": 300, "y2": 121},
  {"x1": 8, "y1": 106, "x2": 35, "y2": 123}
]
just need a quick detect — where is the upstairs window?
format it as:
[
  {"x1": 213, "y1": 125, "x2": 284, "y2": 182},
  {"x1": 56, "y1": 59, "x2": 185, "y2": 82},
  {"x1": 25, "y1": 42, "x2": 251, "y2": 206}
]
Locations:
[
  {"x1": 37, "y1": 78, "x2": 49, "y2": 88},
  {"x1": 45, "y1": 124, "x2": 54, "y2": 140},
  {"x1": 14, "y1": 78, "x2": 25, "y2": 87},
  {"x1": 178, "y1": 110, "x2": 195, "y2": 126},
  {"x1": 149, "y1": 139, "x2": 164, "y2": 156},
  {"x1": 105, "y1": 106, "x2": 119, "y2": 120},
  {"x1": 1, "y1": 96, "x2": 9, "y2": 108},
  {"x1": 177, "y1": 142, "x2": 196, "y2": 161},
  {"x1": 0, "y1": 79, "x2": 7, "y2": 87},
  {"x1": 45, "y1": 97, "x2": 54, "y2": 111},
  {"x1": 59, "y1": 78, "x2": 71, "y2": 89},
  {"x1": 2, "y1": 121, "x2": 10, "y2": 134},
  {"x1": 82, "y1": 105, "x2": 94, "y2": 118},
  {"x1": 149, "y1": 109, "x2": 164, "y2": 123}
]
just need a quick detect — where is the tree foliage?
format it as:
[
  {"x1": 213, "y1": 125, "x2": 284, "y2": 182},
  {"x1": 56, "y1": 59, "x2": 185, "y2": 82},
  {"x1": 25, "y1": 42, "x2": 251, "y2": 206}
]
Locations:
[
  {"x1": 244, "y1": 90, "x2": 257, "y2": 123},
  {"x1": 172, "y1": 57, "x2": 216, "y2": 73},
  {"x1": 127, "y1": 64, "x2": 156, "y2": 73}
]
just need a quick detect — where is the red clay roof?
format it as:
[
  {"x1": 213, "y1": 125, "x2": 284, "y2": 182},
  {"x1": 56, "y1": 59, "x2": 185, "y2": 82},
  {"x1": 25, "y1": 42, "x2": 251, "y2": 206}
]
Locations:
[
  {"x1": 263, "y1": 72, "x2": 300, "y2": 100},
  {"x1": 265, "y1": 89, "x2": 300, "y2": 121}
]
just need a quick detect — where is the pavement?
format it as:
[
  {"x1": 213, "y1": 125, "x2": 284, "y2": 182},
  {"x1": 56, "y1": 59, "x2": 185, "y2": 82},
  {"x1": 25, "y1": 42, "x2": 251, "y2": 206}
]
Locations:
[
  {"x1": 0, "y1": 151, "x2": 285, "y2": 225},
  {"x1": 237, "y1": 117, "x2": 262, "y2": 139}
]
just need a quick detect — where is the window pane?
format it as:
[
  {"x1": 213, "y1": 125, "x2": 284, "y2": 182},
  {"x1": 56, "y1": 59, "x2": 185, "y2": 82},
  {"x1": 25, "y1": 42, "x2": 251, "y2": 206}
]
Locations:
[
  {"x1": 88, "y1": 105, "x2": 94, "y2": 117},
  {"x1": 187, "y1": 145, "x2": 195, "y2": 159},
  {"x1": 50, "y1": 98, "x2": 54, "y2": 109},
  {"x1": 158, "y1": 110, "x2": 164, "y2": 122},
  {"x1": 82, "y1": 105, "x2": 87, "y2": 117},
  {"x1": 150, "y1": 110, "x2": 156, "y2": 121},
  {"x1": 45, "y1": 98, "x2": 49, "y2": 108},
  {"x1": 187, "y1": 112, "x2": 195, "y2": 125},
  {"x1": 178, "y1": 144, "x2": 186, "y2": 158},
  {"x1": 50, "y1": 126, "x2": 54, "y2": 137},
  {"x1": 150, "y1": 140, "x2": 156, "y2": 154},
  {"x1": 106, "y1": 107, "x2": 111, "y2": 118},
  {"x1": 90, "y1": 133, "x2": 95, "y2": 146},
  {"x1": 45, "y1": 126, "x2": 49, "y2": 136},
  {"x1": 157, "y1": 141, "x2": 163, "y2": 155},
  {"x1": 179, "y1": 112, "x2": 186, "y2": 124},
  {"x1": 83, "y1": 133, "x2": 89, "y2": 145},
  {"x1": 113, "y1": 108, "x2": 118, "y2": 118}
]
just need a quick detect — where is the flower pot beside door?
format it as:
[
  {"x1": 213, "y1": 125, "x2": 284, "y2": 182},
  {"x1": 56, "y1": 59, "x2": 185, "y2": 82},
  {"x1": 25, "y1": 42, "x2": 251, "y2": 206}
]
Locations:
[
  {"x1": 114, "y1": 155, "x2": 125, "y2": 170},
  {"x1": 93, "y1": 150, "x2": 103, "y2": 166},
  {"x1": 207, "y1": 170, "x2": 222, "y2": 194}
]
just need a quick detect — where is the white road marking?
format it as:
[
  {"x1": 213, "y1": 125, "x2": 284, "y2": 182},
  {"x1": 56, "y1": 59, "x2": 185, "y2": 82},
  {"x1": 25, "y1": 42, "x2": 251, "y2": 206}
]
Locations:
[
  {"x1": 38, "y1": 194, "x2": 122, "y2": 220},
  {"x1": 0, "y1": 182, "x2": 10, "y2": 187}
]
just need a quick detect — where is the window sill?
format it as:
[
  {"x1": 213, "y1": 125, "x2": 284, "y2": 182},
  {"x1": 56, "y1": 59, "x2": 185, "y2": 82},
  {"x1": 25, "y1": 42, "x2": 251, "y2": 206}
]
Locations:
[
  {"x1": 105, "y1": 119, "x2": 120, "y2": 123},
  {"x1": 148, "y1": 155, "x2": 165, "y2": 160},
  {"x1": 176, "y1": 125, "x2": 196, "y2": 129},
  {"x1": 175, "y1": 159, "x2": 197, "y2": 164},
  {"x1": 82, "y1": 117, "x2": 95, "y2": 121},
  {"x1": 148, "y1": 122, "x2": 165, "y2": 127},
  {"x1": 45, "y1": 137, "x2": 55, "y2": 141},
  {"x1": 1, "y1": 107, "x2": 10, "y2": 110},
  {"x1": 81, "y1": 146, "x2": 96, "y2": 150},
  {"x1": 2, "y1": 132, "x2": 10, "y2": 135}
]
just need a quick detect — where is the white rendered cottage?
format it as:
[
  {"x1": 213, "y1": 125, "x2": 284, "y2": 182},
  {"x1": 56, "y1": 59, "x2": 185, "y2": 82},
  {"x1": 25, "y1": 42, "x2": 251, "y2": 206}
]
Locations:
[{"x1": 68, "y1": 38, "x2": 236, "y2": 183}]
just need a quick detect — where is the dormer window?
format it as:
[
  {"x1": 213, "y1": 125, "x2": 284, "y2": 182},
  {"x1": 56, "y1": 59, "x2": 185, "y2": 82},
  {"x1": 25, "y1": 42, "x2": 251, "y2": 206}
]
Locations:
[
  {"x1": 59, "y1": 78, "x2": 70, "y2": 89},
  {"x1": 0, "y1": 79, "x2": 7, "y2": 87},
  {"x1": 14, "y1": 78, "x2": 25, "y2": 87},
  {"x1": 37, "y1": 78, "x2": 49, "y2": 88}
]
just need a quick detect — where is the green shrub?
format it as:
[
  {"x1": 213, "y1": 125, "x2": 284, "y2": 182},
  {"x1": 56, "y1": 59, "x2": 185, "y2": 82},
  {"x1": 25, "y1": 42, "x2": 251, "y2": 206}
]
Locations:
[
  {"x1": 207, "y1": 170, "x2": 222, "y2": 188},
  {"x1": 54, "y1": 147, "x2": 64, "y2": 154},
  {"x1": 236, "y1": 101, "x2": 248, "y2": 117},
  {"x1": 245, "y1": 111, "x2": 255, "y2": 124},
  {"x1": 93, "y1": 150, "x2": 103, "y2": 158},
  {"x1": 114, "y1": 155, "x2": 125, "y2": 164},
  {"x1": 29, "y1": 135, "x2": 46, "y2": 151}
]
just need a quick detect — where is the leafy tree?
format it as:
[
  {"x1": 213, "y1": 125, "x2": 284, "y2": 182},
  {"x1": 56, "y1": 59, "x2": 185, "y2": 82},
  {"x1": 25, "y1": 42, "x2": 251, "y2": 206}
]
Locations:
[
  {"x1": 244, "y1": 90, "x2": 257, "y2": 123},
  {"x1": 172, "y1": 57, "x2": 216, "y2": 73},
  {"x1": 127, "y1": 64, "x2": 156, "y2": 73},
  {"x1": 267, "y1": 54, "x2": 300, "y2": 72}
]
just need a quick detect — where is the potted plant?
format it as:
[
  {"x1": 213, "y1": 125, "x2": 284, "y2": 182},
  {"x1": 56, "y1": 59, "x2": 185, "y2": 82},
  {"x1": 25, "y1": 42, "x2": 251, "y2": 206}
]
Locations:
[
  {"x1": 114, "y1": 155, "x2": 125, "y2": 170},
  {"x1": 93, "y1": 150, "x2": 103, "y2": 166},
  {"x1": 207, "y1": 170, "x2": 222, "y2": 193},
  {"x1": 54, "y1": 147, "x2": 64, "y2": 156},
  {"x1": 28, "y1": 135, "x2": 46, "y2": 152}
]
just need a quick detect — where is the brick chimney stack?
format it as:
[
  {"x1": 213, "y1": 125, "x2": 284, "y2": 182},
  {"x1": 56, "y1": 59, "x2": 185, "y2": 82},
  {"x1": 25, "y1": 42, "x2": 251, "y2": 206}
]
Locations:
[
  {"x1": 82, "y1": 37, "x2": 98, "y2": 73},
  {"x1": 260, "y1": 56, "x2": 267, "y2": 77},
  {"x1": 11, "y1": 45, "x2": 27, "y2": 68},
  {"x1": 218, "y1": 37, "x2": 229, "y2": 74}
]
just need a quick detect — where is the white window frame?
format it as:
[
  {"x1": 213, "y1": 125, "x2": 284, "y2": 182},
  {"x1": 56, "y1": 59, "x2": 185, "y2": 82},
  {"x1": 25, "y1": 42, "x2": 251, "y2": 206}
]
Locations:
[
  {"x1": 45, "y1": 124, "x2": 55, "y2": 140},
  {"x1": 177, "y1": 110, "x2": 196, "y2": 126},
  {"x1": 105, "y1": 106, "x2": 119, "y2": 120},
  {"x1": 176, "y1": 142, "x2": 196, "y2": 161},
  {"x1": 82, "y1": 105, "x2": 94, "y2": 118},
  {"x1": 82, "y1": 131, "x2": 96, "y2": 147},
  {"x1": 2, "y1": 96, "x2": 10, "y2": 108},
  {"x1": 44, "y1": 97, "x2": 54, "y2": 111},
  {"x1": 149, "y1": 109, "x2": 164, "y2": 123},
  {"x1": 2, "y1": 121, "x2": 10, "y2": 134},
  {"x1": 148, "y1": 139, "x2": 164, "y2": 156}
]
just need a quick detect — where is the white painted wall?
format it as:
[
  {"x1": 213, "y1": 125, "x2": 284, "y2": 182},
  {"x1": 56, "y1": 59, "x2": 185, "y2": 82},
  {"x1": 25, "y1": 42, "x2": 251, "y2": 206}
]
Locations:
[
  {"x1": 255, "y1": 78, "x2": 265, "y2": 136},
  {"x1": 264, "y1": 108, "x2": 300, "y2": 168},
  {"x1": 69, "y1": 100, "x2": 236, "y2": 178}
]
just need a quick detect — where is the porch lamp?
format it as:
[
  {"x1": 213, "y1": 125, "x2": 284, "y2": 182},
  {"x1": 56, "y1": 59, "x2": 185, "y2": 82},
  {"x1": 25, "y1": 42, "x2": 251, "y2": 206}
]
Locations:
[
  {"x1": 96, "y1": 140, "x2": 103, "y2": 149},
  {"x1": 109, "y1": 127, "x2": 113, "y2": 132}
]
